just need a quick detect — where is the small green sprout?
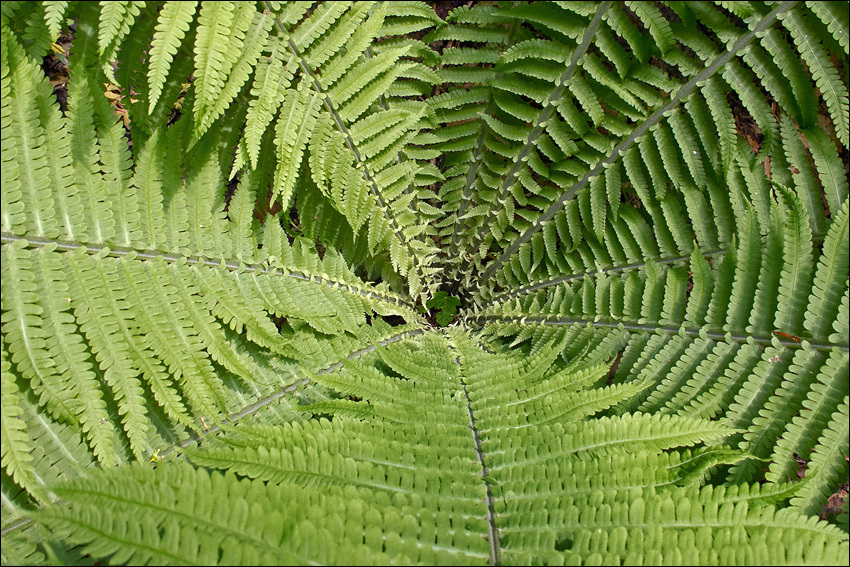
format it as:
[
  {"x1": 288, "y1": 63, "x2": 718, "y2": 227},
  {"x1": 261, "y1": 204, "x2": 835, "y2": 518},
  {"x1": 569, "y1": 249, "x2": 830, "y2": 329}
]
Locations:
[{"x1": 426, "y1": 291, "x2": 461, "y2": 327}]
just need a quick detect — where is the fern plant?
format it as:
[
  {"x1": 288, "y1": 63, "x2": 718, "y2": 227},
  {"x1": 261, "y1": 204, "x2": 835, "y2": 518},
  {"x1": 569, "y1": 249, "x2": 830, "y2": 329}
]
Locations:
[{"x1": 1, "y1": 1, "x2": 848, "y2": 564}]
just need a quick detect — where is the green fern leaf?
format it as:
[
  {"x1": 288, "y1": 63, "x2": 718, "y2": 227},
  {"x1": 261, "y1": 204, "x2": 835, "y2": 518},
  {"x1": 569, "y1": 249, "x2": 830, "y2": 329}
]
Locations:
[
  {"x1": 272, "y1": 85, "x2": 322, "y2": 210},
  {"x1": 804, "y1": 198, "x2": 849, "y2": 339},
  {"x1": 97, "y1": 0, "x2": 143, "y2": 84},
  {"x1": 41, "y1": 0, "x2": 68, "y2": 41},
  {"x1": 780, "y1": 8, "x2": 849, "y2": 148},
  {"x1": 1, "y1": 337, "x2": 48, "y2": 503},
  {"x1": 147, "y1": 1, "x2": 197, "y2": 114},
  {"x1": 192, "y1": 1, "x2": 242, "y2": 135}
]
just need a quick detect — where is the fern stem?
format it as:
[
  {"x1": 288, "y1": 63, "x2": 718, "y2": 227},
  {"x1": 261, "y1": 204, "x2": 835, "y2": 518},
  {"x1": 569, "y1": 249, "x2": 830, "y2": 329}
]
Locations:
[
  {"x1": 474, "y1": 0, "x2": 800, "y2": 298},
  {"x1": 461, "y1": 378, "x2": 501, "y2": 566},
  {"x1": 0, "y1": 232, "x2": 416, "y2": 311},
  {"x1": 448, "y1": 334, "x2": 501, "y2": 566},
  {"x1": 469, "y1": 314, "x2": 849, "y2": 353},
  {"x1": 0, "y1": 517, "x2": 32, "y2": 538},
  {"x1": 484, "y1": 248, "x2": 729, "y2": 306}
]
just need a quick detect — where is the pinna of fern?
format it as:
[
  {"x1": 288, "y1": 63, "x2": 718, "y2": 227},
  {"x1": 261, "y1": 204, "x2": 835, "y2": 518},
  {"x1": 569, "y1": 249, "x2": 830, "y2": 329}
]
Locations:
[{"x1": 1, "y1": 1, "x2": 849, "y2": 565}]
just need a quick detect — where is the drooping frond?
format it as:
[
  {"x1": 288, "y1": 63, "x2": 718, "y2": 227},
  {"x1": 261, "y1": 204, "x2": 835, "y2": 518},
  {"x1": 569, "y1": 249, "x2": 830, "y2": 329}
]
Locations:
[
  {"x1": 146, "y1": 1, "x2": 197, "y2": 114},
  {"x1": 41, "y1": 0, "x2": 67, "y2": 41},
  {"x1": 97, "y1": 0, "x2": 144, "y2": 84}
]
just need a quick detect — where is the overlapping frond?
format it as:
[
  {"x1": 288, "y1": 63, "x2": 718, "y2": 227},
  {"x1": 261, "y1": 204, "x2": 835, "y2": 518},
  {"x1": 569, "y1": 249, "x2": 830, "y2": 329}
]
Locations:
[
  {"x1": 1, "y1": 11, "x2": 426, "y2": 524},
  {"x1": 460, "y1": 1, "x2": 848, "y2": 539},
  {"x1": 32, "y1": 331, "x2": 848, "y2": 564}
]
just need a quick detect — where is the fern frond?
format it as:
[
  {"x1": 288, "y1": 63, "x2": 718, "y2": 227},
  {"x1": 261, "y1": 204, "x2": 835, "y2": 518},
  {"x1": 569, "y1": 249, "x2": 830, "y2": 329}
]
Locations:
[
  {"x1": 789, "y1": 393, "x2": 850, "y2": 517},
  {"x1": 804, "y1": 199, "x2": 849, "y2": 339},
  {"x1": 0, "y1": 39, "x2": 26, "y2": 235},
  {"x1": 804, "y1": 126, "x2": 849, "y2": 219},
  {"x1": 146, "y1": 1, "x2": 196, "y2": 114},
  {"x1": 34, "y1": 331, "x2": 850, "y2": 565},
  {"x1": 779, "y1": 115, "x2": 829, "y2": 236},
  {"x1": 244, "y1": 45, "x2": 294, "y2": 169},
  {"x1": 772, "y1": 185, "x2": 814, "y2": 335},
  {"x1": 97, "y1": 0, "x2": 143, "y2": 84},
  {"x1": 1, "y1": 337, "x2": 48, "y2": 503},
  {"x1": 196, "y1": 8, "x2": 272, "y2": 138},
  {"x1": 1, "y1": 241, "x2": 77, "y2": 426},
  {"x1": 766, "y1": 347, "x2": 848, "y2": 485},
  {"x1": 806, "y1": 1, "x2": 848, "y2": 54},
  {"x1": 1, "y1": 23, "x2": 59, "y2": 240},
  {"x1": 779, "y1": 7, "x2": 850, "y2": 148},
  {"x1": 65, "y1": 69, "x2": 114, "y2": 245},
  {"x1": 271, "y1": 85, "x2": 322, "y2": 210},
  {"x1": 41, "y1": 0, "x2": 67, "y2": 41},
  {"x1": 192, "y1": 1, "x2": 241, "y2": 135}
]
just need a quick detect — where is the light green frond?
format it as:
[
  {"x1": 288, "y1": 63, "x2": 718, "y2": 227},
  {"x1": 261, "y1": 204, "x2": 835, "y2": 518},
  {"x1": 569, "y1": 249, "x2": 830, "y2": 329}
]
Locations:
[
  {"x1": 90, "y1": 75, "x2": 138, "y2": 249},
  {"x1": 2, "y1": 241, "x2": 76, "y2": 425},
  {"x1": 196, "y1": 8, "x2": 272, "y2": 137},
  {"x1": 192, "y1": 1, "x2": 240, "y2": 135},
  {"x1": 1, "y1": 337, "x2": 47, "y2": 503},
  {"x1": 34, "y1": 331, "x2": 849, "y2": 565},
  {"x1": 2, "y1": 24, "x2": 59, "y2": 240},
  {"x1": 147, "y1": 1, "x2": 197, "y2": 114},
  {"x1": 41, "y1": 0, "x2": 67, "y2": 41},
  {"x1": 271, "y1": 85, "x2": 322, "y2": 210},
  {"x1": 832, "y1": 291, "x2": 849, "y2": 346},
  {"x1": 302, "y1": 1, "x2": 372, "y2": 70},
  {"x1": 804, "y1": 198, "x2": 849, "y2": 339},
  {"x1": 317, "y1": 4, "x2": 386, "y2": 89},
  {"x1": 97, "y1": 1, "x2": 143, "y2": 84},
  {"x1": 65, "y1": 69, "x2": 113, "y2": 244},
  {"x1": 0, "y1": 47, "x2": 25, "y2": 235},
  {"x1": 244, "y1": 46, "x2": 294, "y2": 169}
]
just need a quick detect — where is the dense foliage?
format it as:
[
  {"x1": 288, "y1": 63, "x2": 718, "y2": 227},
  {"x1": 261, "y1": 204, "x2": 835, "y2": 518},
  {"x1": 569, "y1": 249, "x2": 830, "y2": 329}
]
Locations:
[{"x1": 1, "y1": 1, "x2": 848, "y2": 565}]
